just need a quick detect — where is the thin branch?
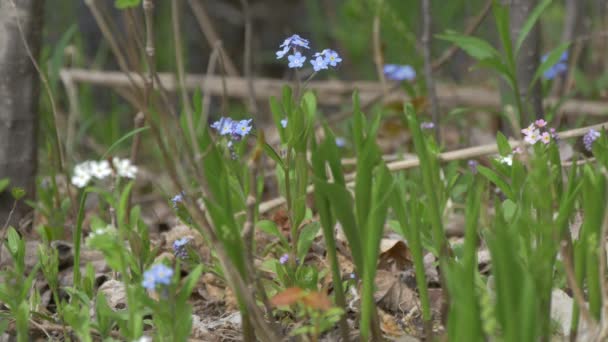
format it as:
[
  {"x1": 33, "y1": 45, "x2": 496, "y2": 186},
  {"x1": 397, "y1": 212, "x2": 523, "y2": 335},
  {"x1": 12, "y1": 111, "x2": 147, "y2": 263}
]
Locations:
[
  {"x1": 188, "y1": 0, "x2": 239, "y2": 77},
  {"x1": 373, "y1": 0, "x2": 387, "y2": 99},
  {"x1": 259, "y1": 121, "x2": 608, "y2": 214},
  {"x1": 240, "y1": 0, "x2": 258, "y2": 115},
  {"x1": 431, "y1": 0, "x2": 492, "y2": 70},
  {"x1": 560, "y1": 239, "x2": 597, "y2": 330},
  {"x1": 327, "y1": 0, "x2": 493, "y2": 126},
  {"x1": 59, "y1": 69, "x2": 608, "y2": 118},
  {"x1": 421, "y1": 0, "x2": 440, "y2": 142}
]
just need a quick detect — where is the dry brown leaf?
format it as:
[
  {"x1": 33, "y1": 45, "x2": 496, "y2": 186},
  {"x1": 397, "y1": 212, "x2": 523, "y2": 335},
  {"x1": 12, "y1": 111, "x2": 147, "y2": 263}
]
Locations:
[
  {"x1": 301, "y1": 291, "x2": 332, "y2": 311},
  {"x1": 374, "y1": 270, "x2": 419, "y2": 313},
  {"x1": 224, "y1": 286, "x2": 239, "y2": 311},
  {"x1": 378, "y1": 308, "x2": 405, "y2": 337},
  {"x1": 270, "y1": 287, "x2": 305, "y2": 307},
  {"x1": 378, "y1": 239, "x2": 412, "y2": 271},
  {"x1": 200, "y1": 273, "x2": 226, "y2": 303},
  {"x1": 98, "y1": 279, "x2": 127, "y2": 310},
  {"x1": 271, "y1": 209, "x2": 291, "y2": 238},
  {"x1": 423, "y1": 253, "x2": 440, "y2": 285}
]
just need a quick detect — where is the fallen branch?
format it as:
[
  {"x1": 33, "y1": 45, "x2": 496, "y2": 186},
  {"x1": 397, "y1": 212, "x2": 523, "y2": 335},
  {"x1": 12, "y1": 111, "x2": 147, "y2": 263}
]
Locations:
[
  {"x1": 259, "y1": 121, "x2": 608, "y2": 214},
  {"x1": 60, "y1": 68, "x2": 608, "y2": 117}
]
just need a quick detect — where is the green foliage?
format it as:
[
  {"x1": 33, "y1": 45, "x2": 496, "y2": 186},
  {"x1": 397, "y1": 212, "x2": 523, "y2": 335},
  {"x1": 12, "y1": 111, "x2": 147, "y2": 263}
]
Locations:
[
  {"x1": 115, "y1": 0, "x2": 141, "y2": 9},
  {"x1": 0, "y1": 178, "x2": 9, "y2": 193}
]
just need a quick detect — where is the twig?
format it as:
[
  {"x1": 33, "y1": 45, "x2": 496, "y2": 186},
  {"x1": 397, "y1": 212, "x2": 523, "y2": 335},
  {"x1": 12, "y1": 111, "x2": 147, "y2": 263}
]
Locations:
[
  {"x1": 59, "y1": 68, "x2": 608, "y2": 117},
  {"x1": 172, "y1": 0, "x2": 203, "y2": 162},
  {"x1": 200, "y1": 44, "x2": 221, "y2": 132},
  {"x1": 240, "y1": 0, "x2": 258, "y2": 115},
  {"x1": 188, "y1": 0, "x2": 239, "y2": 77},
  {"x1": 0, "y1": 200, "x2": 19, "y2": 265},
  {"x1": 327, "y1": 0, "x2": 493, "y2": 126},
  {"x1": 373, "y1": 0, "x2": 387, "y2": 99},
  {"x1": 421, "y1": 0, "x2": 440, "y2": 142},
  {"x1": 258, "y1": 121, "x2": 608, "y2": 214},
  {"x1": 430, "y1": 0, "x2": 492, "y2": 70},
  {"x1": 241, "y1": 138, "x2": 278, "y2": 329},
  {"x1": 560, "y1": 239, "x2": 597, "y2": 331}
]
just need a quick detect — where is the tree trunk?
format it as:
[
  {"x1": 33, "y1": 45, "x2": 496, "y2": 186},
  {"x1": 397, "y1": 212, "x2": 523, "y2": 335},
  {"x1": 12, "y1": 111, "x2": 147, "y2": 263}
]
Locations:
[
  {"x1": 0, "y1": 0, "x2": 44, "y2": 227},
  {"x1": 503, "y1": 0, "x2": 544, "y2": 124}
]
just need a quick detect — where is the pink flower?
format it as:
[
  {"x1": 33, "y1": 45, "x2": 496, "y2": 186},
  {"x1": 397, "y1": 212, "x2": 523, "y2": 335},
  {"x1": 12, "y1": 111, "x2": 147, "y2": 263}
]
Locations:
[
  {"x1": 535, "y1": 119, "x2": 547, "y2": 128},
  {"x1": 524, "y1": 129, "x2": 541, "y2": 145},
  {"x1": 540, "y1": 132, "x2": 551, "y2": 144},
  {"x1": 521, "y1": 124, "x2": 535, "y2": 136}
]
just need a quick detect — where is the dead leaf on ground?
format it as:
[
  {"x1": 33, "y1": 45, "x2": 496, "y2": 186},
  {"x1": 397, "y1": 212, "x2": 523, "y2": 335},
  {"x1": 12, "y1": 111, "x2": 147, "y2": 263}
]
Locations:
[
  {"x1": 270, "y1": 287, "x2": 305, "y2": 307},
  {"x1": 271, "y1": 209, "x2": 290, "y2": 239},
  {"x1": 301, "y1": 291, "x2": 332, "y2": 311},
  {"x1": 379, "y1": 308, "x2": 405, "y2": 337},
  {"x1": 423, "y1": 253, "x2": 440, "y2": 285},
  {"x1": 162, "y1": 225, "x2": 209, "y2": 262},
  {"x1": 98, "y1": 279, "x2": 127, "y2": 311},
  {"x1": 378, "y1": 239, "x2": 412, "y2": 271},
  {"x1": 200, "y1": 273, "x2": 226, "y2": 303},
  {"x1": 374, "y1": 270, "x2": 419, "y2": 313}
]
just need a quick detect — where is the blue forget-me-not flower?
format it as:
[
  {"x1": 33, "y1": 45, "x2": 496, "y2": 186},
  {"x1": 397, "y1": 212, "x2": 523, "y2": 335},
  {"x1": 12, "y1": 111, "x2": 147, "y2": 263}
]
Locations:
[
  {"x1": 542, "y1": 51, "x2": 568, "y2": 80},
  {"x1": 288, "y1": 52, "x2": 306, "y2": 69},
  {"x1": 142, "y1": 264, "x2": 174, "y2": 290},
  {"x1": 384, "y1": 64, "x2": 416, "y2": 81},
  {"x1": 583, "y1": 128, "x2": 601, "y2": 151},
  {"x1": 173, "y1": 237, "x2": 191, "y2": 259},
  {"x1": 277, "y1": 34, "x2": 342, "y2": 71}
]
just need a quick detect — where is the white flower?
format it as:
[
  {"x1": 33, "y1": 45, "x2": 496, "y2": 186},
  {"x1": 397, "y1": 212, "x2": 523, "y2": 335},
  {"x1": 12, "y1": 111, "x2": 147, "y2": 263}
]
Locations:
[
  {"x1": 496, "y1": 154, "x2": 513, "y2": 166},
  {"x1": 90, "y1": 160, "x2": 112, "y2": 179},
  {"x1": 524, "y1": 129, "x2": 541, "y2": 145},
  {"x1": 112, "y1": 158, "x2": 138, "y2": 179},
  {"x1": 132, "y1": 336, "x2": 152, "y2": 342},
  {"x1": 71, "y1": 172, "x2": 91, "y2": 188},
  {"x1": 72, "y1": 161, "x2": 95, "y2": 188}
]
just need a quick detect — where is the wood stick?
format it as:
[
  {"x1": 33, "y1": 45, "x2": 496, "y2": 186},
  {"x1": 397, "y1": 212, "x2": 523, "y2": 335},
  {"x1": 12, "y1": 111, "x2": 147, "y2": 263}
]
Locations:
[
  {"x1": 259, "y1": 121, "x2": 608, "y2": 214},
  {"x1": 59, "y1": 68, "x2": 608, "y2": 117}
]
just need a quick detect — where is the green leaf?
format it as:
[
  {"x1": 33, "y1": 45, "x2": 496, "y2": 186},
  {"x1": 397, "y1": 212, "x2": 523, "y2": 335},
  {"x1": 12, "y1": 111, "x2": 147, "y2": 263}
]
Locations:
[
  {"x1": 493, "y1": 2, "x2": 514, "y2": 69},
  {"x1": 178, "y1": 265, "x2": 204, "y2": 303},
  {"x1": 437, "y1": 31, "x2": 499, "y2": 60},
  {"x1": 257, "y1": 220, "x2": 288, "y2": 245},
  {"x1": 11, "y1": 187, "x2": 25, "y2": 200},
  {"x1": 477, "y1": 165, "x2": 514, "y2": 200},
  {"x1": 297, "y1": 222, "x2": 321, "y2": 262},
  {"x1": 0, "y1": 178, "x2": 9, "y2": 193},
  {"x1": 263, "y1": 142, "x2": 286, "y2": 171},
  {"x1": 7, "y1": 227, "x2": 20, "y2": 256},
  {"x1": 102, "y1": 126, "x2": 149, "y2": 159},
  {"x1": 115, "y1": 0, "x2": 140, "y2": 9},
  {"x1": 515, "y1": 0, "x2": 553, "y2": 54},
  {"x1": 496, "y1": 132, "x2": 512, "y2": 156}
]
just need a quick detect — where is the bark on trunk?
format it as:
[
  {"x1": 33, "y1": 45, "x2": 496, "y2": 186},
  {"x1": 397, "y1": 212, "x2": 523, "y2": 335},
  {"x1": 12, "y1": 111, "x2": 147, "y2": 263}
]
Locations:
[
  {"x1": 504, "y1": 0, "x2": 544, "y2": 123},
  {"x1": 0, "y1": 0, "x2": 44, "y2": 227}
]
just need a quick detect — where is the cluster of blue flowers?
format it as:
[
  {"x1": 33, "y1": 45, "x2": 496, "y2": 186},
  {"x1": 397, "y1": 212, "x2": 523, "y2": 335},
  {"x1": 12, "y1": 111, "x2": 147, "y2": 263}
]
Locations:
[
  {"x1": 383, "y1": 64, "x2": 416, "y2": 81},
  {"x1": 276, "y1": 34, "x2": 342, "y2": 72},
  {"x1": 170, "y1": 191, "x2": 184, "y2": 209},
  {"x1": 173, "y1": 237, "x2": 191, "y2": 259},
  {"x1": 542, "y1": 51, "x2": 568, "y2": 80},
  {"x1": 211, "y1": 117, "x2": 253, "y2": 140},
  {"x1": 142, "y1": 264, "x2": 174, "y2": 290},
  {"x1": 583, "y1": 128, "x2": 601, "y2": 151}
]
